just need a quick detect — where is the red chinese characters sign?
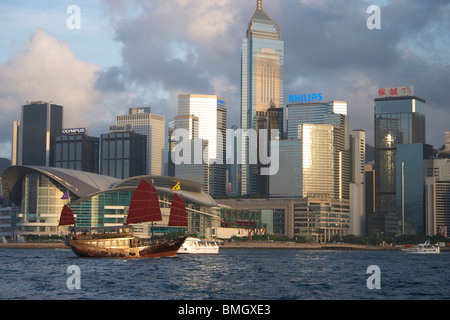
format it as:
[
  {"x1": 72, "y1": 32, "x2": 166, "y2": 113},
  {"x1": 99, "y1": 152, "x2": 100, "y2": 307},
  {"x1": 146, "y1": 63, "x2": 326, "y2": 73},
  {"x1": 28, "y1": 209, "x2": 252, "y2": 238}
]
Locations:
[{"x1": 377, "y1": 86, "x2": 414, "y2": 98}]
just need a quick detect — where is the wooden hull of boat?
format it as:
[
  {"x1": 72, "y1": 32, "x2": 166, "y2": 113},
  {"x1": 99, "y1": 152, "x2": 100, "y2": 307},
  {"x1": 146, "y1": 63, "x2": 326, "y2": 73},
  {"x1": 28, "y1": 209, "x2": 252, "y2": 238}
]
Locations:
[{"x1": 68, "y1": 236, "x2": 187, "y2": 259}]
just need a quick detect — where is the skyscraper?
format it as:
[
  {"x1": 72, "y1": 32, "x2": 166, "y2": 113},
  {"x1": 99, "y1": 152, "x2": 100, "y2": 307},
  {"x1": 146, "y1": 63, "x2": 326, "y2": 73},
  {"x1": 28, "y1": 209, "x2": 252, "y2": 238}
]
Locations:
[
  {"x1": 286, "y1": 101, "x2": 350, "y2": 200},
  {"x1": 396, "y1": 143, "x2": 433, "y2": 235},
  {"x1": 55, "y1": 129, "x2": 99, "y2": 173},
  {"x1": 240, "y1": 0, "x2": 284, "y2": 196},
  {"x1": 349, "y1": 129, "x2": 366, "y2": 236},
  {"x1": 270, "y1": 124, "x2": 336, "y2": 198},
  {"x1": 174, "y1": 94, "x2": 227, "y2": 195},
  {"x1": 115, "y1": 108, "x2": 165, "y2": 176},
  {"x1": 13, "y1": 101, "x2": 63, "y2": 167},
  {"x1": 372, "y1": 86, "x2": 426, "y2": 237},
  {"x1": 100, "y1": 127, "x2": 147, "y2": 179}
]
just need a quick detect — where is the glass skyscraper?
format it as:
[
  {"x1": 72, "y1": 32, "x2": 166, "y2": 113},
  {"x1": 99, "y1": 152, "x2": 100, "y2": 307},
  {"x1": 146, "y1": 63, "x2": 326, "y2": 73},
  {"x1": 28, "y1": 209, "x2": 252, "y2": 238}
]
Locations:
[
  {"x1": 285, "y1": 101, "x2": 350, "y2": 200},
  {"x1": 373, "y1": 91, "x2": 426, "y2": 236},
  {"x1": 396, "y1": 143, "x2": 433, "y2": 235},
  {"x1": 240, "y1": 0, "x2": 284, "y2": 196},
  {"x1": 175, "y1": 94, "x2": 227, "y2": 195},
  {"x1": 13, "y1": 101, "x2": 63, "y2": 167}
]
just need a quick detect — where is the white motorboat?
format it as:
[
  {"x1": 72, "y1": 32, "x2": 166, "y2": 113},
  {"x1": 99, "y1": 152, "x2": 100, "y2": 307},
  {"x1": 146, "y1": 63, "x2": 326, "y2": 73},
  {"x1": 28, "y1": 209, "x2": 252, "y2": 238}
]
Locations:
[
  {"x1": 402, "y1": 240, "x2": 440, "y2": 254},
  {"x1": 178, "y1": 237, "x2": 219, "y2": 255}
]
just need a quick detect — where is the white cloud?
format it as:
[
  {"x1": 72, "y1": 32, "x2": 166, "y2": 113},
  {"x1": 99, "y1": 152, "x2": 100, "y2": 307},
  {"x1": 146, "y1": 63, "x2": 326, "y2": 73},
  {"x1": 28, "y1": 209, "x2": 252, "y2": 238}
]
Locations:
[{"x1": 0, "y1": 28, "x2": 133, "y2": 159}]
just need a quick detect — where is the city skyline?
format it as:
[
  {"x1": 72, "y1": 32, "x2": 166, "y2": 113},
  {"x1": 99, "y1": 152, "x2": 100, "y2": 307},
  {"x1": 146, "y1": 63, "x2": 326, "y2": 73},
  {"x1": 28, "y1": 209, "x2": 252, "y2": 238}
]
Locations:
[{"x1": 0, "y1": 0, "x2": 449, "y2": 160}]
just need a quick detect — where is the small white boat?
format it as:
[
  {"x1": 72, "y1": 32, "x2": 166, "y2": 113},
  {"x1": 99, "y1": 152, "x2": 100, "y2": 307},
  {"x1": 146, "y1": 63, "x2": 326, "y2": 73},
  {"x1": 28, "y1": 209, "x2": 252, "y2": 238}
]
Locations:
[
  {"x1": 178, "y1": 237, "x2": 219, "y2": 255},
  {"x1": 402, "y1": 241, "x2": 440, "y2": 254}
]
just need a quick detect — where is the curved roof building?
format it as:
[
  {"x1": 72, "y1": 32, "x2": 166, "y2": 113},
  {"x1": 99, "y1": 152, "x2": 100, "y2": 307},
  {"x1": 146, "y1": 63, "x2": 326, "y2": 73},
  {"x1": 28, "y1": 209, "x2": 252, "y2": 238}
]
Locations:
[{"x1": 1, "y1": 166, "x2": 220, "y2": 238}]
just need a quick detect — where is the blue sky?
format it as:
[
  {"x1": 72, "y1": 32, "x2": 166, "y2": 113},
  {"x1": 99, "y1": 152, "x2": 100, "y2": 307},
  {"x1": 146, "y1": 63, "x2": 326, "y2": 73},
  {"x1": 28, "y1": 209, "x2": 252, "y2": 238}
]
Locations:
[
  {"x1": 0, "y1": 0, "x2": 449, "y2": 160},
  {"x1": 0, "y1": 0, "x2": 121, "y2": 67}
]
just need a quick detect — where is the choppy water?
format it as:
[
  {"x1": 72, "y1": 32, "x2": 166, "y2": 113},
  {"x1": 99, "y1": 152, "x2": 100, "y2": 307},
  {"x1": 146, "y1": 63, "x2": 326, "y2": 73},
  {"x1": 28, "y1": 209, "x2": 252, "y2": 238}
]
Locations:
[{"x1": 0, "y1": 248, "x2": 449, "y2": 300}]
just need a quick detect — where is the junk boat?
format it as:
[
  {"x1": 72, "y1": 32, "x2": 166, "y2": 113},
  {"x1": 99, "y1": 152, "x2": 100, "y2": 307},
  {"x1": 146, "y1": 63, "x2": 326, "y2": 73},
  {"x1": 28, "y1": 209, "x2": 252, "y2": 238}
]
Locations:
[
  {"x1": 178, "y1": 237, "x2": 219, "y2": 255},
  {"x1": 59, "y1": 179, "x2": 188, "y2": 259},
  {"x1": 402, "y1": 240, "x2": 441, "y2": 254}
]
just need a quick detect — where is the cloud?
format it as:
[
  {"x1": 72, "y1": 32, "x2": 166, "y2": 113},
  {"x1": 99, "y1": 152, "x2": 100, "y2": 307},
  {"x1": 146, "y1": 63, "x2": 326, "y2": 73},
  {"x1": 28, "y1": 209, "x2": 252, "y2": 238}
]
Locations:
[
  {"x1": 2, "y1": 0, "x2": 448, "y2": 161},
  {"x1": 0, "y1": 28, "x2": 134, "y2": 158},
  {"x1": 100, "y1": 0, "x2": 252, "y2": 120}
]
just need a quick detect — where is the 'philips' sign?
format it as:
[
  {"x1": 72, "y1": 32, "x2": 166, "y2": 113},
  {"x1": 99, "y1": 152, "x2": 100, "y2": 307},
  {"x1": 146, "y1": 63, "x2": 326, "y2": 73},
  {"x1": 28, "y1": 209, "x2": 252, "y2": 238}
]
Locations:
[{"x1": 289, "y1": 93, "x2": 323, "y2": 103}]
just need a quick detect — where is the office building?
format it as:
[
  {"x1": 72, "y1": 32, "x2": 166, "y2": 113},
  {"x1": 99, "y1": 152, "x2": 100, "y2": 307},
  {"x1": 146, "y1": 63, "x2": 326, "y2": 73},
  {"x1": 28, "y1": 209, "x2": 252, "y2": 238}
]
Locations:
[
  {"x1": 373, "y1": 86, "x2": 426, "y2": 237},
  {"x1": 240, "y1": 0, "x2": 284, "y2": 196},
  {"x1": 425, "y1": 178, "x2": 450, "y2": 238},
  {"x1": 270, "y1": 124, "x2": 336, "y2": 199},
  {"x1": 349, "y1": 130, "x2": 366, "y2": 236},
  {"x1": 100, "y1": 127, "x2": 147, "y2": 179},
  {"x1": 425, "y1": 158, "x2": 450, "y2": 238},
  {"x1": 395, "y1": 143, "x2": 433, "y2": 235},
  {"x1": 55, "y1": 129, "x2": 99, "y2": 173},
  {"x1": 285, "y1": 101, "x2": 350, "y2": 200},
  {"x1": 175, "y1": 94, "x2": 227, "y2": 195},
  {"x1": 115, "y1": 107, "x2": 165, "y2": 176},
  {"x1": 365, "y1": 164, "x2": 376, "y2": 217},
  {"x1": 12, "y1": 101, "x2": 63, "y2": 167}
]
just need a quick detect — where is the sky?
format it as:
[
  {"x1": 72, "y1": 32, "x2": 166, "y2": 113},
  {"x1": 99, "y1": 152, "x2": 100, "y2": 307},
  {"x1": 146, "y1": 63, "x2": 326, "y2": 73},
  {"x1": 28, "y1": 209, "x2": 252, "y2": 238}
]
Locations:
[{"x1": 0, "y1": 0, "x2": 449, "y2": 160}]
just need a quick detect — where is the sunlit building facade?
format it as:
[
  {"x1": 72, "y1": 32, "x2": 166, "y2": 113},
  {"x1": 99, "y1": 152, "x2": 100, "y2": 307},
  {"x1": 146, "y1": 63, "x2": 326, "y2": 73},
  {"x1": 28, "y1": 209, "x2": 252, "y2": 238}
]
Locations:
[
  {"x1": 115, "y1": 108, "x2": 165, "y2": 176},
  {"x1": 270, "y1": 124, "x2": 336, "y2": 198},
  {"x1": 285, "y1": 101, "x2": 350, "y2": 200},
  {"x1": 349, "y1": 129, "x2": 366, "y2": 236},
  {"x1": 426, "y1": 178, "x2": 450, "y2": 238},
  {"x1": 175, "y1": 94, "x2": 227, "y2": 195},
  {"x1": 240, "y1": 0, "x2": 284, "y2": 196}
]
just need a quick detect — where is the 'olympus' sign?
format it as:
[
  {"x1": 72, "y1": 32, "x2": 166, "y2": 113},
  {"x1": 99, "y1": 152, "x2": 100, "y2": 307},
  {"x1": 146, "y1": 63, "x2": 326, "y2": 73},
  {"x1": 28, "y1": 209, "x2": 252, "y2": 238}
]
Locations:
[{"x1": 62, "y1": 128, "x2": 86, "y2": 135}]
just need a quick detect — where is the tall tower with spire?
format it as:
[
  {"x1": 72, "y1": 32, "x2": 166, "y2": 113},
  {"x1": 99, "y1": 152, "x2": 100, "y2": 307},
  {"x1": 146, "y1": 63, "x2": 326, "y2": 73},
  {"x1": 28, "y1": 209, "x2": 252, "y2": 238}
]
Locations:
[{"x1": 240, "y1": 0, "x2": 284, "y2": 196}]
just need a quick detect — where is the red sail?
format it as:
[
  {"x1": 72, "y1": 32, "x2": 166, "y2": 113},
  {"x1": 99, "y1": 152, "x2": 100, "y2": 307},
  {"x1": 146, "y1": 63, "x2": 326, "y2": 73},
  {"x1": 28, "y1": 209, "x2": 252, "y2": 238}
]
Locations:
[
  {"x1": 168, "y1": 193, "x2": 188, "y2": 227},
  {"x1": 59, "y1": 205, "x2": 75, "y2": 226},
  {"x1": 127, "y1": 179, "x2": 162, "y2": 225}
]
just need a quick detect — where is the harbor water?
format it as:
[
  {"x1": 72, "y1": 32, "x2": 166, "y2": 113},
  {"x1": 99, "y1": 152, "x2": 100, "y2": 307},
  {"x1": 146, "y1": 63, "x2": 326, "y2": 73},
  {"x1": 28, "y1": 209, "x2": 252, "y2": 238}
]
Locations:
[{"x1": 0, "y1": 247, "x2": 449, "y2": 300}]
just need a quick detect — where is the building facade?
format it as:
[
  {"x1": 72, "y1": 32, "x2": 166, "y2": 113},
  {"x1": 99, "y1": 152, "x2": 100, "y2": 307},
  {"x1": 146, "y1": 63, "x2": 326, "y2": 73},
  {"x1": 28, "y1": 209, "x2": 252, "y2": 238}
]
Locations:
[
  {"x1": 349, "y1": 129, "x2": 366, "y2": 236},
  {"x1": 425, "y1": 178, "x2": 450, "y2": 238},
  {"x1": 12, "y1": 101, "x2": 63, "y2": 167},
  {"x1": 174, "y1": 94, "x2": 227, "y2": 195},
  {"x1": 284, "y1": 101, "x2": 350, "y2": 200},
  {"x1": 373, "y1": 87, "x2": 426, "y2": 237},
  {"x1": 217, "y1": 197, "x2": 349, "y2": 243},
  {"x1": 55, "y1": 130, "x2": 99, "y2": 173},
  {"x1": 240, "y1": 0, "x2": 284, "y2": 196},
  {"x1": 115, "y1": 108, "x2": 165, "y2": 176},
  {"x1": 395, "y1": 143, "x2": 433, "y2": 235},
  {"x1": 100, "y1": 128, "x2": 147, "y2": 179}
]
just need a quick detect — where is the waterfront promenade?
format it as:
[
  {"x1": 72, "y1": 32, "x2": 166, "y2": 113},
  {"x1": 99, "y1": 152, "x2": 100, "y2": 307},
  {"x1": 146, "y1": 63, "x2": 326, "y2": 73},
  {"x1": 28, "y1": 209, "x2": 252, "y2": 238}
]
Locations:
[
  {"x1": 0, "y1": 241, "x2": 404, "y2": 251},
  {"x1": 1, "y1": 240, "x2": 448, "y2": 251}
]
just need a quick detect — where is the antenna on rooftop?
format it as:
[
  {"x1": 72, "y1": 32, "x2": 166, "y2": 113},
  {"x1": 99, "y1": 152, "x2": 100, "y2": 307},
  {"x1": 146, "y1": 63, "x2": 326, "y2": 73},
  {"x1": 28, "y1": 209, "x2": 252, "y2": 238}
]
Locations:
[{"x1": 257, "y1": 0, "x2": 262, "y2": 10}]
